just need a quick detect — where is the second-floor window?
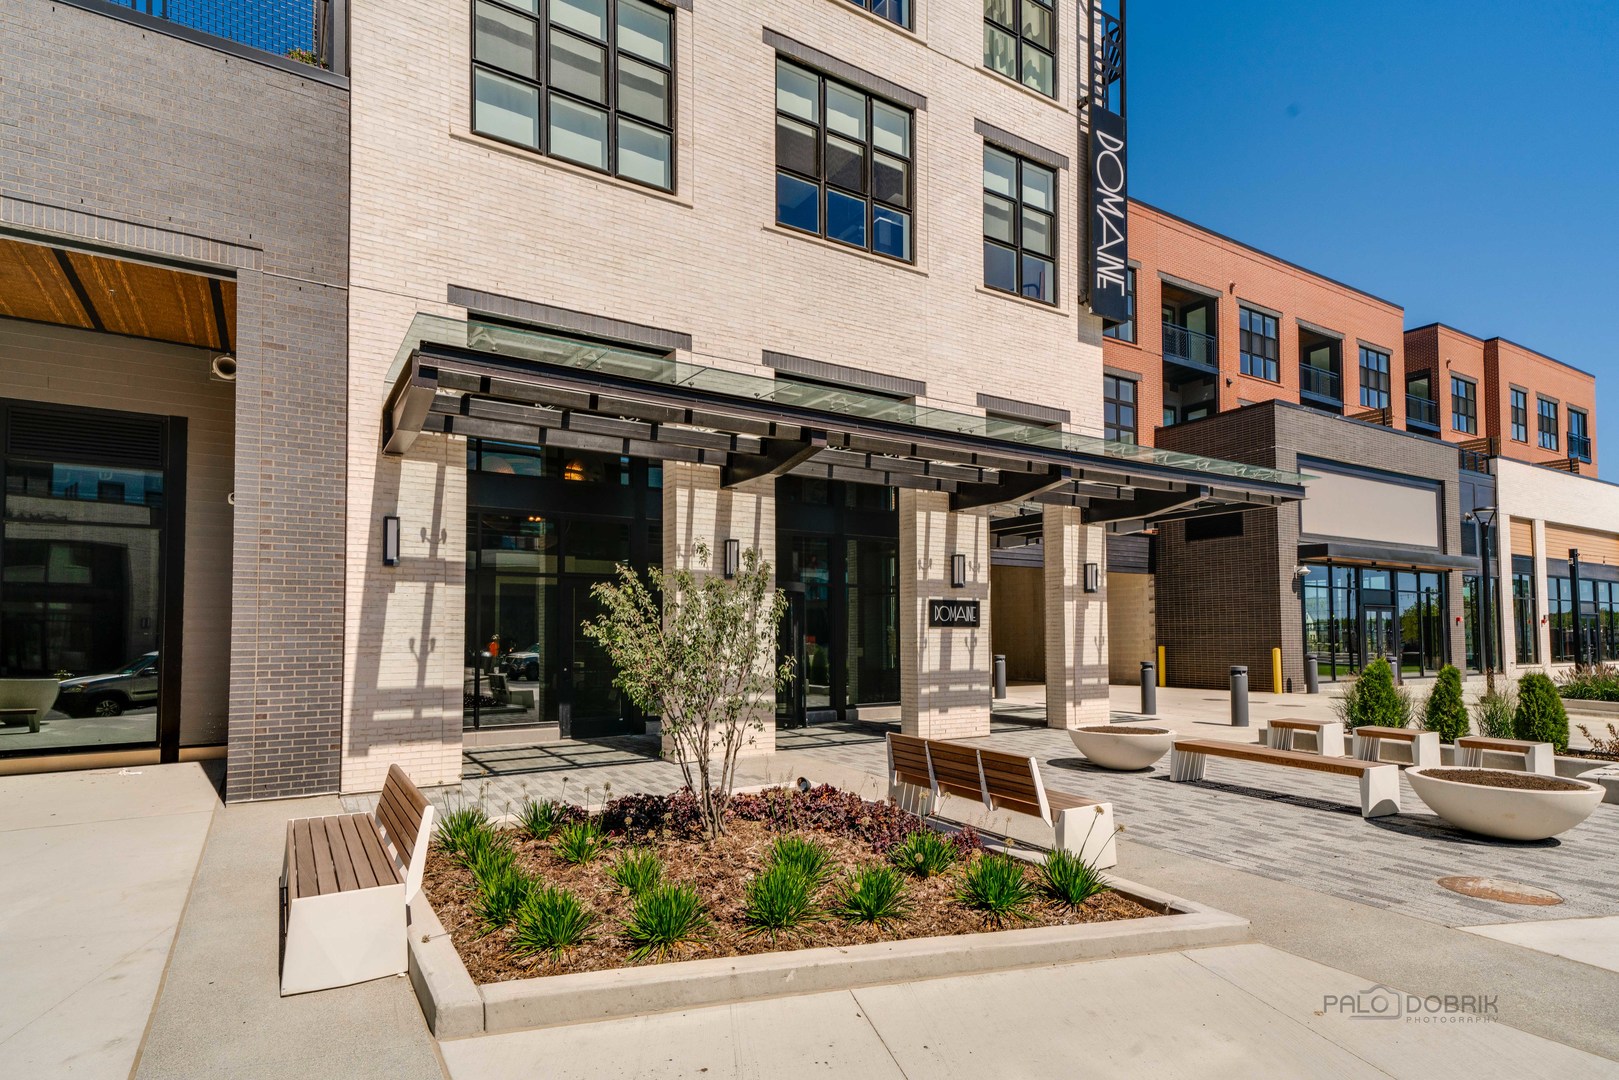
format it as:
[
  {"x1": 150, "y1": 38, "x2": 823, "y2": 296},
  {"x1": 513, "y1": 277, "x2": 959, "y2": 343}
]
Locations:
[
  {"x1": 1538, "y1": 396, "x2": 1559, "y2": 450},
  {"x1": 1570, "y1": 407, "x2": 1591, "y2": 462},
  {"x1": 1451, "y1": 377, "x2": 1477, "y2": 434},
  {"x1": 1102, "y1": 268, "x2": 1136, "y2": 343},
  {"x1": 1103, "y1": 375, "x2": 1137, "y2": 444},
  {"x1": 1358, "y1": 346, "x2": 1390, "y2": 409},
  {"x1": 984, "y1": 0, "x2": 1055, "y2": 97},
  {"x1": 472, "y1": 0, "x2": 675, "y2": 191},
  {"x1": 847, "y1": 0, "x2": 909, "y2": 28},
  {"x1": 1510, "y1": 388, "x2": 1528, "y2": 442},
  {"x1": 982, "y1": 145, "x2": 1056, "y2": 304},
  {"x1": 775, "y1": 60, "x2": 914, "y2": 261},
  {"x1": 1239, "y1": 308, "x2": 1278, "y2": 381}
]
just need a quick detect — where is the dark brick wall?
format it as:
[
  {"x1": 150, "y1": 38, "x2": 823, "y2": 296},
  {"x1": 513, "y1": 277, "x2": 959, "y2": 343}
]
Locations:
[
  {"x1": 1156, "y1": 402, "x2": 1466, "y2": 690},
  {"x1": 2, "y1": 0, "x2": 349, "y2": 799}
]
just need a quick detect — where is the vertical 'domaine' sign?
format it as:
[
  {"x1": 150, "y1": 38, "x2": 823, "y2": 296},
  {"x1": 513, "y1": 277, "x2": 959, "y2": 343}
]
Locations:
[{"x1": 1088, "y1": 2, "x2": 1128, "y2": 323}]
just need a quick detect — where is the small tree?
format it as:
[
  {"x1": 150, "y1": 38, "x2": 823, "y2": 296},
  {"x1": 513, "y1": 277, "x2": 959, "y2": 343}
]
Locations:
[
  {"x1": 1333, "y1": 657, "x2": 1412, "y2": 729},
  {"x1": 1420, "y1": 665, "x2": 1469, "y2": 743},
  {"x1": 583, "y1": 543, "x2": 790, "y2": 840},
  {"x1": 1514, "y1": 672, "x2": 1570, "y2": 752}
]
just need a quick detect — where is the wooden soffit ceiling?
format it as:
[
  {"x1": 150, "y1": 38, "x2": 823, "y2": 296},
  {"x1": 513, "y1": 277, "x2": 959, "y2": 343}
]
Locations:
[{"x1": 0, "y1": 236, "x2": 234, "y2": 351}]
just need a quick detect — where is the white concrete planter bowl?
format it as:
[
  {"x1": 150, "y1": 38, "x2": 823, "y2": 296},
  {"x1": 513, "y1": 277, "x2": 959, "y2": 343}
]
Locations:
[
  {"x1": 1406, "y1": 766, "x2": 1605, "y2": 841},
  {"x1": 1069, "y1": 725, "x2": 1173, "y2": 771}
]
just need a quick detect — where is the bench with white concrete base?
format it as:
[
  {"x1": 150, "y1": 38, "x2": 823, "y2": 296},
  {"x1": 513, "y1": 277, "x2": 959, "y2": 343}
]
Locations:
[
  {"x1": 1169, "y1": 738, "x2": 1401, "y2": 818},
  {"x1": 1455, "y1": 736, "x2": 1555, "y2": 775},
  {"x1": 1352, "y1": 726, "x2": 1441, "y2": 768},
  {"x1": 1266, "y1": 717, "x2": 1345, "y2": 755},
  {"x1": 279, "y1": 764, "x2": 435, "y2": 996},
  {"x1": 887, "y1": 733, "x2": 1117, "y2": 869}
]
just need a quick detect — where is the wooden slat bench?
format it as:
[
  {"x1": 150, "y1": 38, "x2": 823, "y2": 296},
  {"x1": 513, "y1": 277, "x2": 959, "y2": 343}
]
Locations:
[
  {"x1": 1456, "y1": 736, "x2": 1555, "y2": 775},
  {"x1": 887, "y1": 733, "x2": 1117, "y2": 868},
  {"x1": 1266, "y1": 717, "x2": 1345, "y2": 755},
  {"x1": 1352, "y1": 726, "x2": 1441, "y2": 768},
  {"x1": 279, "y1": 764, "x2": 435, "y2": 996},
  {"x1": 1169, "y1": 738, "x2": 1401, "y2": 818}
]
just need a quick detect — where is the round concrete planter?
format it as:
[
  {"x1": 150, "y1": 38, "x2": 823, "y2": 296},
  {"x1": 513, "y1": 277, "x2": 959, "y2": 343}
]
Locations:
[
  {"x1": 1068, "y1": 725, "x2": 1173, "y2": 771},
  {"x1": 1406, "y1": 766, "x2": 1604, "y2": 841}
]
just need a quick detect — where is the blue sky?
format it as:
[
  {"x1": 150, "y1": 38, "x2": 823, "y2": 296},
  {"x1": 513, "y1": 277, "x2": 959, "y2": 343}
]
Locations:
[{"x1": 1126, "y1": 0, "x2": 1619, "y2": 473}]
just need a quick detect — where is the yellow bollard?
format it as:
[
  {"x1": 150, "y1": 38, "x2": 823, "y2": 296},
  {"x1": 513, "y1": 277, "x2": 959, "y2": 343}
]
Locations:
[
  {"x1": 1272, "y1": 647, "x2": 1283, "y2": 694},
  {"x1": 1157, "y1": 645, "x2": 1167, "y2": 688}
]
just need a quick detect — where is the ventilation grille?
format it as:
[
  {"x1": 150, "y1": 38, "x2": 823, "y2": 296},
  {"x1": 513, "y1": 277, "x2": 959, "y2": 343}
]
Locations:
[{"x1": 5, "y1": 405, "x2": 164, "y2": 469}]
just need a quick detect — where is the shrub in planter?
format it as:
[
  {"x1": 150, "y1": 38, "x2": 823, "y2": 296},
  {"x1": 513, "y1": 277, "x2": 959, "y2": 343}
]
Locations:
[
  {"x1": 607, "y1": 847, "x2": 665, "y2": 897},
  {"x1": 512, "y1": 886, "x2": 597, "y2": 960},
  {"x1": 831, "y1": 866, "x2": 910, "y2": 930},
  {"x1": 1515, "y1": 673, "x2": 1570, "y2": 752},
  {"x1": 517, "y1": 798, "x2": 583, "y2": 841},
  {"x1": 1557, "y1": 664, "x2": 1619, "y2": 702},
  {"x1": 459, "y1": 827, "x2": 516, "y2": 881},
  {"x1": 473, "y1": 864, "x2": 536, "y2": 934},
  {"x1": 728, "y1": 784, "x2": 937, "y2": 854},
  {"x1": 957, "y1": 854, "x2": 1034, "y2": 927},
  {"x1": 434, "y1": 802, "x2": 490, "y2": 858},
  {"x1": 1472, "y1": 685, "x2": 1517, "y2": 739},
  {"x1": 1420, "y1": 665, "x2": 1470, "y2": 743},
  {"x1": 888, "y1": 830, "x2": 958, "y2": 878},
  {"x1": 599, "y1": 793, "x2": 674, "y2": 840},
  {"x1": 741, "y1": 863, "x2": 824, "y2": 942},
  {"x1": 1334, "y1": 658, "x2": 1412, "y2": 729},
  {"x1": 623, "y1": 884, "x2": 710, "y2": 961},
  {"x1": 1036, "y1": 849, "x2": 1111, "y2": 908},
  {"x1": 555, "y1": 819, "x2": 609, "y2": 866},
  {"x1": 765, "y1": 835, "x2": 834, "y2": 888}
]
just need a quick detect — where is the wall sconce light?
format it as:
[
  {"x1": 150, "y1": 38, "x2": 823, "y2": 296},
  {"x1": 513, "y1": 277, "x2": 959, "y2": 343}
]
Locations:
[
  {"x1": 723, "y1": 538, "x2": 740, "y2": 579},
  {"x1": 951, "y1": 553, "x2": 967, "y2": 588},
  {"x1": 382, "y1": 514, "x2": 401, "y2": 566},
  {"x1": 1084, "y1": 562, "x2": 1101, "y2": 593}
]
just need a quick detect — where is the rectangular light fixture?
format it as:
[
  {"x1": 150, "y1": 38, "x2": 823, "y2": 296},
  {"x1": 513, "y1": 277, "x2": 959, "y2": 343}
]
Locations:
[
  {"x1": 1084, "y1": 562, "x2": 1101, "y2": 593},
  {"x1": 951, "y1": 553, "x2": 967, "y2": 589},
  {"x1": 383, "y1": 514, "x2": 401, "y2": 566},
  {"x1": 724, "y1": 538, "x2": 740, "y2": 579}
]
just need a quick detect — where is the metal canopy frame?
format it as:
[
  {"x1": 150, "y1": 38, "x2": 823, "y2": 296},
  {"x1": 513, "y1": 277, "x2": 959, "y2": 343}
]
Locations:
[{"x1": 381, "y1": 316, "x2": 1306, "y2": 527}]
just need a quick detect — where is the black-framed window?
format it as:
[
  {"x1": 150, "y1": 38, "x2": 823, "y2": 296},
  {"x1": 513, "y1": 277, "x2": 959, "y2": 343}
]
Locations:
[
  {"x1": 1513, "y1": 570, "x2": 1538, "y2": 664},
  {"x1": 1239, "y1": 308, "x2": 1278, "y2": 381},
  {"x1": 982, "y1": 145, "x2": 1056, "y2": 304},
  {"x1": 1103, "y1": 375, "x2": 1137, "y2": 444},
  {"x1": 1103, "y1": 268, "x2": 1136, "y2": 343},
  {"x1": 1358, "y1": 346, "x2": 1390, "y2": 409},
  {"x1": 775, "y1": 60, "x2": 914, "y2": 262},
  {"x1": 984, "y1": 0, "x2": 1054, "y2": 97},
  {"x1": 1537, "y1": 395, "x2": 1558, "y2": 450},
  {"x1": 471, "y1": 0, "x2": 675, "y2": 191},
  {"x1": 846, "y1": 0, "x2": 909, "y2": 29},
  {"x1": 1510, "y1": 387, "x2": 1528, "y2": 442},
  {"x1": 1451, "y1": 376, "x2": 1476, "y2": 434},
  {"x1": 1569, "y1": 406, "x2": 1590, "y2": 461},
  {"x1": 1549, "y1": 575, "x2": 1574, "y2": 662}
]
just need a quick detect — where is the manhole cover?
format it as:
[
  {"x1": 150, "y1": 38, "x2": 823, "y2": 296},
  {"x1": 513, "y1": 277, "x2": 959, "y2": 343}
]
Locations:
[{"x1": 1437, "y1": 876, "x2": 1564, "y2": 906}]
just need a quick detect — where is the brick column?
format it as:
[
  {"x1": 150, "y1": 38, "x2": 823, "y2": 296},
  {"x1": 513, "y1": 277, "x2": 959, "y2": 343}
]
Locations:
[
  {"x1": 1044, "y1": 506, "x2": 1109, "y2": 728},
  {"x1": 899, "y1": 490, "x2": 991, "y2": 739},
  {"x1": 661, "y1": 462, "x2": 776, "y2": 757}
]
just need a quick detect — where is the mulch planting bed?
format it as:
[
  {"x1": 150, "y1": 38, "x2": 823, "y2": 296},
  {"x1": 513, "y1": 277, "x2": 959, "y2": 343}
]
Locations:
[
  {"x1": 425, "y1": 818, "x2": 1159, "y2": 984},
  {"x1": 1081, "y1": 726, "x2": 1169, "y2": 735},
  {"x1": 1432, "y1": 769, "x2": 1591, "y2": 792}
]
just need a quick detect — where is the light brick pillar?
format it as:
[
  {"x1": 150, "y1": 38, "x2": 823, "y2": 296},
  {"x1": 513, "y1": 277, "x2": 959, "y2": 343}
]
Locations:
[
  {"x1": 1045, "y1": 506, "x2": 1109, "y2": 729},
  {"x1": 662, "y1": 462, "x2": 777, "y2": 757},
  {"x1": 1532, "y1": 517, "x2": 1551, "y2": 669},
  {"x1": 899, "y1": 489, "x2": 992, "y2": 739}
]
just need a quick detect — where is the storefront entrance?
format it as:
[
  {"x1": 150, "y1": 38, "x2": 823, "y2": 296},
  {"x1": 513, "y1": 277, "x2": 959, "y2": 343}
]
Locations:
[{"x1": 1301, "y1": 563, "x2": 1448, "y2": 679}]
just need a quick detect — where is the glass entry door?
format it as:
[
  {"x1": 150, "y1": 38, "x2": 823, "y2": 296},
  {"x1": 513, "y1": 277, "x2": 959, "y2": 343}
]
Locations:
[
  {"x1": 560, "y1": 578, "x2": 623, "y2": 738},
  {"x1": 1365, "y1": 607, "x2": 1397, "y2": 666},
  {"x1": 776, "y1": 587, "x2": 807, "y2": 728}
]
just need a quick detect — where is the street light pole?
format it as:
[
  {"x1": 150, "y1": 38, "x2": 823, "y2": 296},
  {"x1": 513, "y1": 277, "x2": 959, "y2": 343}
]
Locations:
[{"x1": 1467, "y1": 506, "x2": 1498, "y2": 695}]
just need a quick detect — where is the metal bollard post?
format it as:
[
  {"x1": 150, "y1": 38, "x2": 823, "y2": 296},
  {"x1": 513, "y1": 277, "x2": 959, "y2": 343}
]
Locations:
[
  {"x1": 1230, "y1": 665, "x2": 1250, "y2": 727},
  {"x1": 993, "y1": 654, "x2": 1007, "y2": 699},
  {"x1": 1140, "y1": 661, "x2": 1157, "y2": 715},
  {"x1": 1304, "y1": 653, "x2": 1320, "y2": 695}
]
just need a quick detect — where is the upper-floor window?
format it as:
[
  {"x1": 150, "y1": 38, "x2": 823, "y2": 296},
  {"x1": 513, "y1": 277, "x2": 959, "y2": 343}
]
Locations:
[
  {"x1": 1103, "y1": 374, "x2": 1137, "y2": 444},
  {"x1": 847, "y1": 0, "x2": 909, "y2": 28},
  {"x1": 472, "y1": 0, "x2": 676, "y2": 191},
  {"x1": 1358, "y1": 346, "x2": 1390, "y2": 409},
  {"x1": 982, "y1": 145, "x2": 1056, "y2": 304},
  {"x1": 1239, "y1": 308, "x2": 1278, "y2": 381},
  {"x1": 1538, "y1": 396, "x2": 1559, "y2": 450},
  {"x1": 1569, "y1": 407, "x2": 1591, "y2": 462},
  {"x1": 1102, "y1": 268, "x2": 1136, "y2": 343},
  {"x1": 775, "y1": 60, "x2": 914, "y2": 261},
  {"x1": 984, "y1": 0, "x2": 1055, "y2": 98},
  {"x1": 1451, "y1": 376, "x2": 1477, "y2": 434},
  {"x1": 1510, "y1": 387, "x2": 1528, "y2": 442}
]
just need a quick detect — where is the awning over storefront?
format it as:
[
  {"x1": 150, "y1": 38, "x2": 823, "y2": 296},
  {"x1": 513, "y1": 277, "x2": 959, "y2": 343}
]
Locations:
[
  {"x1": 381, "y1": 315, "x2": 1306, "y2": 528},
  {"x1": 1298, "y1": 541, "x2": 1478, "y2": 573}
]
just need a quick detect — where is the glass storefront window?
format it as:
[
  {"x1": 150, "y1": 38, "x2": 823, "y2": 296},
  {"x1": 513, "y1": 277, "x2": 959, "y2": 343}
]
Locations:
[
  {"x1": 1302, "y1": 563, "x2": 1447, "y2": 680},
  {"x1": 1514, "y1": 571, "x2": 1538, "y2": 664},
  {"x1": 1549, "y1": 576, "x2": 1574, "y2": 662}
]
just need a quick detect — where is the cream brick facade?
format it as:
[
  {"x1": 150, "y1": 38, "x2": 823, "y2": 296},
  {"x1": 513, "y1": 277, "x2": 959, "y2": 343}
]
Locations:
[
  {"x1": 1043, "y1": 507, "x2": 1109, "y2": 727},
  {"x1": 899, "y1": 490, "x2": 993, "y2": 738}
]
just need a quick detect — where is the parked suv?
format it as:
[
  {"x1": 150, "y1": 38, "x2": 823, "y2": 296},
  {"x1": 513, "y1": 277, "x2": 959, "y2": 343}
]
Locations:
[
  {"x1": 55, "y1": 652, "x2": 159, "y2": 717},
  {"x1": 501, "y1": 643, "x2": 542, "y2": 682}
]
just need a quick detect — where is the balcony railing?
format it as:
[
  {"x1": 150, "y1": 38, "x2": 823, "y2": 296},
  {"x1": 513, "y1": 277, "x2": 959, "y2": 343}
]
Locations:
[
  {"x1": 1298, "y1": 364, "x2": 1341, "y2": 402},
  {"x1": 1161, "y1": 322, "x2": 1217, "y2": 373},
  {"x1": 1406, "y1": 394, "x2": 1439, "y2": 428},
  {"x1": 1569, "y1": 434, "x2": 1593, "y2": 463},
  {"x1": 106, "y1": 0, "x2": 335, "y2": 69}
]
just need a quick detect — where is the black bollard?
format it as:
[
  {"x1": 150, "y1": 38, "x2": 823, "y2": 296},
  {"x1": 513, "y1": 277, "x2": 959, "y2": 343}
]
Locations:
[
  {"x1": 1305, "y1": 653, "x2": 1320, "y2": 695},
  {"x1": 1230, "y1": 665, "x2": 1250, "y2": 727},
  {"x1": 1140, "y1": 661, "x2": 1157, "y2": 715}
]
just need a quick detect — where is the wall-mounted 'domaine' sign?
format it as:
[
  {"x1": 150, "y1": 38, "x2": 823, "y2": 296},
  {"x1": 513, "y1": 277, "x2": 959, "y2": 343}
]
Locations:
[
  {"x1": 1087, "y1": 3, "x2": 1129, "y2": 324},
  {"x1": 929, "y1": 599, "x2": 981, "y2": 628}
]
